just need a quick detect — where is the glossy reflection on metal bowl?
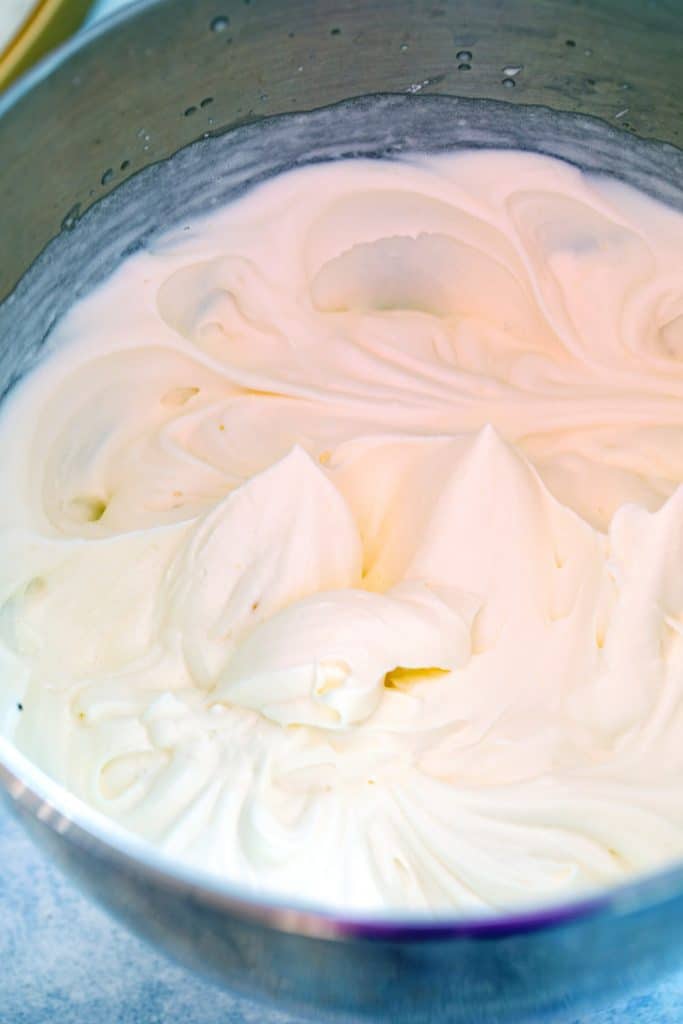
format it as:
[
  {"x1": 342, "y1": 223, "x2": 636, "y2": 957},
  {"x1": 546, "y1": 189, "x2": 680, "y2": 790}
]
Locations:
[{"x1": 1, "y1": 1, "x2": 682, "y2": 1020}]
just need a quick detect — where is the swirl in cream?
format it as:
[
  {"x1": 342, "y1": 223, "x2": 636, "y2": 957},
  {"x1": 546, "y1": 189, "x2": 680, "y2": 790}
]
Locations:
[{"x1": 1, "y1": 150, "x2": 683, "y2": 911}]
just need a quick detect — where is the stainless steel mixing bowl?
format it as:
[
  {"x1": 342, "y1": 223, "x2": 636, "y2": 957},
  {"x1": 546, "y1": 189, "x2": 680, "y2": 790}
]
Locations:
[{"x1": 1, "y1": 2, "x2": 682, "y2": 1021}]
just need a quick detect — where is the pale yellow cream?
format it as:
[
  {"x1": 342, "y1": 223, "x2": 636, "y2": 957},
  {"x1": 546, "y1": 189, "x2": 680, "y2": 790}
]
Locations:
[{"x1": 1, "y1": 150, "x2": 683, "y2": 911}]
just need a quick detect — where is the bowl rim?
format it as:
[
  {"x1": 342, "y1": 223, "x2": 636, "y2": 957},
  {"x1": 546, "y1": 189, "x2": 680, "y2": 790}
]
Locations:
[
  {"x1": 3, "y1": 729, "x2": 683, "y2": 942},
  {"x1": 4, "y1": 730, "x2": 683, "y2": 942},
  {"x1": 0, "y1": 0, "x2": 94, "y2": 92},
  {"x1": 0, "y1": 0, "x2": 155, "y2": 116},
  {"x1": 3, "y1": 0, "x2": 683, "y2": 945}
]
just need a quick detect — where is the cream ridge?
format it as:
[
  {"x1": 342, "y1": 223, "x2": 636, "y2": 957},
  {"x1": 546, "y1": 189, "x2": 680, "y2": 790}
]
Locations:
[{"x1": 1, "y1": 149, "x2": 683, "y2": 912}]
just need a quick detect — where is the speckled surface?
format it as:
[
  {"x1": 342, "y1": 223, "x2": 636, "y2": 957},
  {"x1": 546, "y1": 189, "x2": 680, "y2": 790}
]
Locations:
[{"x1": 1, "y1": 1, "x2": 683, "y2": 1021}]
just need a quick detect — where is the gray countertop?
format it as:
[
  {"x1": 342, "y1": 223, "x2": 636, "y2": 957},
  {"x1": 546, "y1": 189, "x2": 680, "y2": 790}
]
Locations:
[{"x1": 2, "y1": 2, "x2": 683, "y2": 1021}]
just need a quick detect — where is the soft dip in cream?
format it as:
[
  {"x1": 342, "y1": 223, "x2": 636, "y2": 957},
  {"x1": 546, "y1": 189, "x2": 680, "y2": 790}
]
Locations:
[{"x1": 1, "y1": 150, "x2": 683, "y2": 912}]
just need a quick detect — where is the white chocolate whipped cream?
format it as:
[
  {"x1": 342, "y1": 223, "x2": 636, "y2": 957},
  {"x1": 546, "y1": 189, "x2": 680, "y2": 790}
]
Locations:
[{"x1": 1, "y1": 149, "x2": 683, "y2": 913}]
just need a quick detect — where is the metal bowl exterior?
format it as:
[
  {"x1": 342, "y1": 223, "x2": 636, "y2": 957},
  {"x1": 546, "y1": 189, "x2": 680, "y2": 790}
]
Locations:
[{"x1": 0, "y1": 1, "x2": 682, "y2": 1020}]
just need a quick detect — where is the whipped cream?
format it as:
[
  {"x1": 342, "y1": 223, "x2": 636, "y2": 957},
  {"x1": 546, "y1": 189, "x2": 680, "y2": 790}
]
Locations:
[{"x1": 1, "y1": 149, "x2": 683, "y2": 912}]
